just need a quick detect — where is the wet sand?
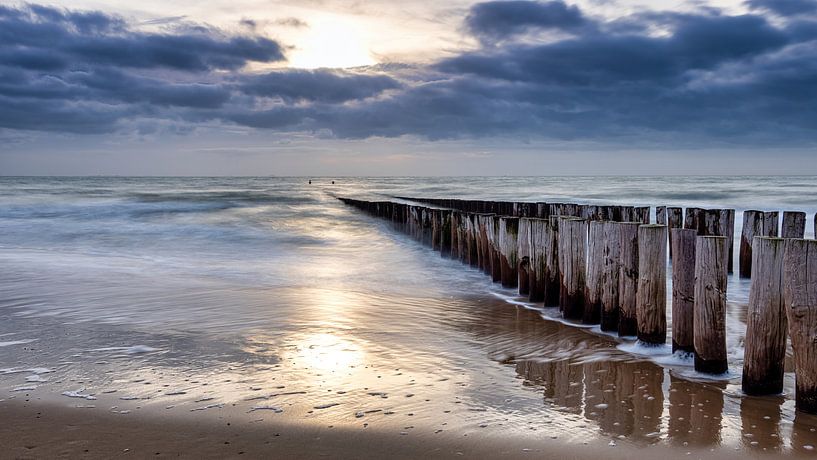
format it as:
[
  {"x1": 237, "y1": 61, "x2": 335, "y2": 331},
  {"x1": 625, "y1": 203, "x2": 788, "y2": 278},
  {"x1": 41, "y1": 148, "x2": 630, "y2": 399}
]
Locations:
[{"x1": 0, "y1": 397, "x2": 775, "y2": 460}]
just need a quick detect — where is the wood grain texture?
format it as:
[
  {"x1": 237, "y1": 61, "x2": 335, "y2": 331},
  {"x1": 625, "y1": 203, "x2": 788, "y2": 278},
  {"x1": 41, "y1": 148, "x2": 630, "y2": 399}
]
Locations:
[
  {"x1": 558, "y1": 217, "x2": 587, "y2": 320},
  {"x1": 693, "y1": 236, "x2": 728, "y2": 374},
  {"x1": 671, "y1": 228, "x2": 696, "y2": 353},
  {"x1": 740, "y1": 211, "x2": 779, "y2": 278},
  {"x1": 636, "y1": 224, "x2": 668, "y2": 345},
  {"x1": 585, "y1": 221, "x2": 604, "y2": 324},
  {"x1": 742, "y1": 237, "x2": 786, "y2": 395},
  {"x1": 600, "y1": 222, "x2": 622, "y2": 332},
  {"x1": 782, "y1": 211, "x2": 806, "y2": 239},
  {"x1": 517, "y1": 217, "x2": 531, "y2": 295},
  {"x1": 783, "y1": 238, "x2": 817, "y2": 413},
  {"x1": 618, "y1": 222, "x2": 641, "y2": 336}
]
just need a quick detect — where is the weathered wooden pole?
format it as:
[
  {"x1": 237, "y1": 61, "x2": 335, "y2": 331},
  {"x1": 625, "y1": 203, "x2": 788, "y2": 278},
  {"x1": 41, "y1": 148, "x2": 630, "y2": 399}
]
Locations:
[
  {"x1": 477, "y1": 214, "x2": 490, "y2": 273},
  {"x1": 684, "y1": 207, "x2": 702, "y2": 232},
  {"x1": 656, "y1": 206, "x2": 667, "y2": 226},
  {"x1": 601, "y1": 222, "x2": 621, "y2": 332},
  {"x1": 636, "y1": 224, "x2": 668, "y2": 345},
  {"x1": 740, "y1": 211, "x2": 779, "y2": 278},
  {"x1": 742, "y1": 237, "x2": 786, "y2": 395},
  {"x1": 667, "y1": 207, "x2": 683, "y2": 259},
  {"x1": 693, "y1": 236, "x2": 728, "y2": 374},
  {"x1": 450, "y1": 211, "x2": 461, "y2": 260},
  {"x1": 498, "y1": 217, "x2": 519, "y2": 288},
  {"x1": 440, "y1": 210, "x2": 452, "y2": 257},
  {"x1": 422, "y1": 207, "x2": 433, "y2": 246},
  {"x1": 618, "y1": 222, "x2": 641, "y2": 336},
  {"x1": 528, "y1": 218, "x2": 547, "y2": 302},
  {"x1": 545, "y1": 216, "x2": 561, "y2": 307},
  {"x1": 634, "y1": 206, "x2": 650, "y2": 224},
  {"x1": 671, "y1": 228, "x2": 697, "y2": 354},
  {"x1": 719, "y1": 209, "x2": 735, "y2": 273},
  {"x1": 489, "y1": 215, "x2": 502, "y2": 283},
  {"x1": 558, "y1": 217, "x2": 587, "y2": 320},
  {"x1": 585, "y1": 221, "x2": 604, "y2": 324},
  {"x1": 782, "y1": 238, "x2": 817, "y2": 413},
  {"x1": 782, "y1": 211, "x2": 806, "y2": 239},
  {"x1": 517, "y1": 218, "x2": 531, "y2": 295}
]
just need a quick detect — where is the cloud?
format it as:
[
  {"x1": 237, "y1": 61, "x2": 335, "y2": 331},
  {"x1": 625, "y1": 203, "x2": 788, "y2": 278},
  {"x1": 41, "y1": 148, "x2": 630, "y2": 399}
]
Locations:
[
  {"x1": 465, "y1": 1, "x2": 588, "y2": 42},
  {"x1": 0, "y1": 2, "x2": 816, "y2": 148},
  {"x1": 237, "y1": 69, "x2": 401, "y2": 103},
  {"x1": 746, "y1": 0, "x2": 817, "y2": 16},
  {"x1": 0, "y1": 5, "x2": 285, "y2": 72},
  {"x1": 275, "y1": 17, "x2": 309, "y2": 28}
]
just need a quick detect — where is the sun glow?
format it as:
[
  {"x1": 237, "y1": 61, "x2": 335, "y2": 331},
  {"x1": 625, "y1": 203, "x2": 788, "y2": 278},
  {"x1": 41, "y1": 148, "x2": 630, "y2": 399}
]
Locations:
[{"x1": 288, "y1": 16, "x2": 376, "y2": 69}]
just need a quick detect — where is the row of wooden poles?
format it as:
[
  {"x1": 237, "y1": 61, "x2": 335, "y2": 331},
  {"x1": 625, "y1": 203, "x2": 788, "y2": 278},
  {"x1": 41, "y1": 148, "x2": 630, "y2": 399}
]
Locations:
[{"x1": 338, "y1": 196, "x2": 817, "y2": 414}]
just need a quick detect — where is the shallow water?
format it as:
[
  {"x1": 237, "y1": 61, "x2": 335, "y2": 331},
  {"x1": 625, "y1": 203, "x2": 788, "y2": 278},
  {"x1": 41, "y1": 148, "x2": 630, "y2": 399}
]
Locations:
[{"x1": 1, "y1": 176, "x2": 816, "y2": 455}]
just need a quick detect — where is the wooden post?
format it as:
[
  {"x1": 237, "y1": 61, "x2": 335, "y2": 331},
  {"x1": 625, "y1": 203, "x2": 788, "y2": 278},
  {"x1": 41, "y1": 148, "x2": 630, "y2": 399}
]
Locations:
[
  {"x1": 498, "y1": 217, "x2": 519, "y2": 288},
  {"x1": 671, "y1": 228, "x2": 696, "y2": 354},
  {"x1": 489, "y1": 215, "x2": 502, "y2": 283},
  {"x1": 466, "y1": 214, "x2": 478, "y2": 267},
  {"x1": 782, "y1": 238, "x2": 817, "y2": 413},
  {"x1": 684, "y1": 208, "x2": 702, "y2": 231},
  {"x1": 422, "y1": 207, "x2": 433, "y2": 246},
  {"x1": 477, "y1": 214, "x2": 491, "y2": 274},
  {"x1": 618, "y1": 222, "x2": 641, "y2": 336},
  {"x1": 719, "y1": 209, "x2": 735, "y2": 273},
  {"x1": 585, "y1": 221, "x2": 604, "y2": 325},
  {"x1": 558, "y1": 217, "x2": 587, "y2": 320},
  {"x1": 518, "y1": 218, "x2": 531, "y2": 295},
  {"x1": 440, "y1": 210, "x2": 452, "y2": 257},
  {"x1": 782, "y1": 211, "x2": 806, "y2": 239},
  {"x1": 740, "y1": 211, "x2": 779, "y2": 278},
  {"x1": 742, "y1": 237, "x2": 786, "y2": 395},
  {"x1": 450, "y1": 211, "x2": 460, "y2": 261},
  {"x1": 693, "y1": 236, "x2": 728, "y2": 374},
  {"x1": 634, "y1": 206, "x2": 650, "y2": 224},
  {"x1": 601, "y1": 222, "x2": 621, "y2": 332},
  {"x1": 546, "y1": 216, "x2": 561, "y2": 307},
  {"x1": 528, "y1": 218, "x2": 548, "y2": 302},
  {"x1": 668, "y1": 207, "x2": 683, "y2": 259},
  {"x1": 656, "y1": 206, "x2": 667, "y2": 226},
  {"x1": 636, "y1": 224, "x2": 668, "y2": 345}
]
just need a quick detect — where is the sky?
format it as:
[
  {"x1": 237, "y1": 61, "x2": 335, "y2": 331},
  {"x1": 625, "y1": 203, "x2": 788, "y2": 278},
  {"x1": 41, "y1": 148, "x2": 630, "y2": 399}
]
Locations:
[{"x1": 1, "y1": 0, "x2": 816, "y2": 175}]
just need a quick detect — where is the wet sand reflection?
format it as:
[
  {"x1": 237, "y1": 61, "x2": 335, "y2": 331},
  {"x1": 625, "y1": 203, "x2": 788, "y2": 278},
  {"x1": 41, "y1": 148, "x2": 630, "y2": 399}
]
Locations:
[{"x1": 478, "y1": 297, "x2": 817, "y2": 452}]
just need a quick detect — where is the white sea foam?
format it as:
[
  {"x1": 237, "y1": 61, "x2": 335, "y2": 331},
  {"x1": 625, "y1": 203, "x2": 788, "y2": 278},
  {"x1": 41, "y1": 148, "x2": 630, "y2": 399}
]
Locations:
[
  {"x1": 62, "y1": 389, "x2": 97, "y2": 400},
  {"x1": 249, "y1": 405, "x2": 283, "y2": 413},
  {"x1": 91, "y1": 345, "x2": 159, "y2": 354},
  {"x1": 11, "y1": 385, "x2": 37, "y2": 392},
  {"x1": 0, "y1": 339, "x2": 36, "y2": 347}
]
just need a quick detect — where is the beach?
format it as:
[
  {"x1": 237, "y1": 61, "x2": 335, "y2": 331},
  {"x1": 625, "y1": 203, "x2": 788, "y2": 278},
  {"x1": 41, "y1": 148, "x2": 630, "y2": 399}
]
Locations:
[{"x1": 2, "y1": 176, "x2": 817, "y2": 458}]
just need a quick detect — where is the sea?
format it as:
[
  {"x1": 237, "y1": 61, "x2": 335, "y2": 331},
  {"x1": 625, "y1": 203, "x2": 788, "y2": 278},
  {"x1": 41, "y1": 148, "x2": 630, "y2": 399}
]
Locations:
[{"x1": 1, "y1": 176, "x2": 816, "y2": 454}]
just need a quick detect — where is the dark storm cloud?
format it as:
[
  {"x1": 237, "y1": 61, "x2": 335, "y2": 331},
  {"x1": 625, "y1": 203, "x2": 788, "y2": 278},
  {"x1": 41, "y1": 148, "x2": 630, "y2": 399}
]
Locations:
[
  {"x1": 465, "y1": 1, "x2": 587, "y2": 41},
  {"x1": 237, "y1": 69, "x2": 401, "y2": 103},
  {"x1": 0, "y1": 5, "x2": 285, "y2": 72},
  {"x1": 1, "y1": 2, "x2": 817, "y2": 147},
  {"x1": 746, "y1": 0, "x2": 817, "y2": 16}
]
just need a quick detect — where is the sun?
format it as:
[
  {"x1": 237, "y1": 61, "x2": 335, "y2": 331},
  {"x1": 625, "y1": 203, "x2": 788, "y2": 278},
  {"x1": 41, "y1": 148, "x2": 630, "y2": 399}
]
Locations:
[{"x1": 288, "y1": 16, "x2": 376, "y2": 69}]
